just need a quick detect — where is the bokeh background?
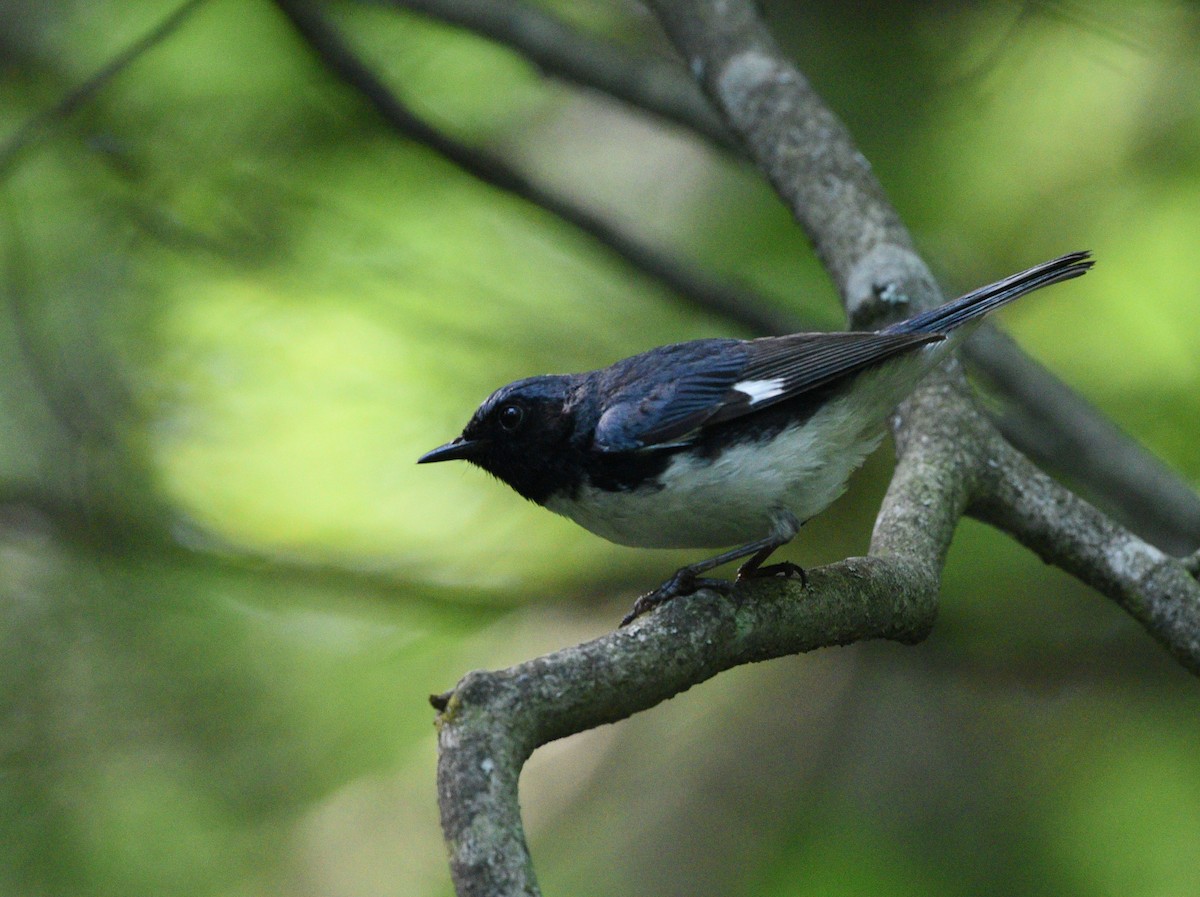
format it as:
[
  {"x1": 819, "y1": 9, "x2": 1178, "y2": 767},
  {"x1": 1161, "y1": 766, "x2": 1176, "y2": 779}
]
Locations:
[{"x1": 3, "y1": 1, "x2": 1200, "y2": 895}]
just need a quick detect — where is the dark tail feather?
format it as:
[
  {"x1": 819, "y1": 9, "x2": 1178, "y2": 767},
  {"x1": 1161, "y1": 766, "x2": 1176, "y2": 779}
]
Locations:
[{"x1": 886, "y1": 251, "x2": 1093, "y2": 335}]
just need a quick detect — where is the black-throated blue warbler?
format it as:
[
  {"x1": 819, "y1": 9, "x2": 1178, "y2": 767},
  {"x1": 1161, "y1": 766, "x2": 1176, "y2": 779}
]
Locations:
[{"x1": 420, "y1": 252, "x2": 1092, "y2": 624}]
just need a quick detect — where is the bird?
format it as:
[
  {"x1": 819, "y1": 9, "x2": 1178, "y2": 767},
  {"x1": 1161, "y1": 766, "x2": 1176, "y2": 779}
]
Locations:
[{"x1": 419, "y1": 252, "x2": 1093, "y2": 625}]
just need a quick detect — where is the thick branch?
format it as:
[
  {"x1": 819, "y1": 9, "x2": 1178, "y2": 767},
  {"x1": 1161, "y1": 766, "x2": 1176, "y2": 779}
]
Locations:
[
  {"x1": 644, "y1": 0, "x2": 1200, "y2": 648},
  {"x1": 439, "y1": 556, "x2": 936, "y2": 895},
  {"x1": 648, "y1": 0, "x2": 927, "y2": 315}
]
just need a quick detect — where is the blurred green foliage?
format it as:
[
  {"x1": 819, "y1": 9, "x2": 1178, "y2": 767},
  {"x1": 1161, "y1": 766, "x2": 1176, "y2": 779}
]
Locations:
[{"x1": 2, "y1": 1, "x2": 1199, "y2": 896}]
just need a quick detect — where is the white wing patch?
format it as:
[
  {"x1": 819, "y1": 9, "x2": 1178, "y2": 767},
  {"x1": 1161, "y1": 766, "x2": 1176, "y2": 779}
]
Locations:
[{"x1": 732, "y1": 378, "x2": 785, "y2": 404}]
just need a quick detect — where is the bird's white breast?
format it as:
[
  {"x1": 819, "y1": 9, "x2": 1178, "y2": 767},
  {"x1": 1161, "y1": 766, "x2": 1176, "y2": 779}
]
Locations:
[{"x1": 544, "y1": 390, "x2": 890, "y2": 549}]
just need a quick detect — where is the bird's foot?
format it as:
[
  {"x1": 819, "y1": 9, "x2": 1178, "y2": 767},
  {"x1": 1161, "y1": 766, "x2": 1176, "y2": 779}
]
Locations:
[
  {"x1": 620, "y1": 570, "x2": 732, "y2": 626},
  {"x1": 736, "y1": 561, "x2": 807, "y2": 588}
]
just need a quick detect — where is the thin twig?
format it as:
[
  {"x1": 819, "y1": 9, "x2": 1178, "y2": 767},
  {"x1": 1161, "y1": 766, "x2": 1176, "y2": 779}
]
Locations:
[{"x1": 0, "y1": 0, "x2": 207, "y2": 180}]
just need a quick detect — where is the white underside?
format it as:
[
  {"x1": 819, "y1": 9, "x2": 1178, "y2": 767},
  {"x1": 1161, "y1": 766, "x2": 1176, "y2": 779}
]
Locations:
[{"x1": 544, "y1": 359, "x2": 926, "y2": 548}]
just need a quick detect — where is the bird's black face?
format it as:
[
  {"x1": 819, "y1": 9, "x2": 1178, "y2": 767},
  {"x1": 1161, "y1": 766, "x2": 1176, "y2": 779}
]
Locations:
[{"x1": 418, "y1": 375, "x2": 581, "y2": 504}]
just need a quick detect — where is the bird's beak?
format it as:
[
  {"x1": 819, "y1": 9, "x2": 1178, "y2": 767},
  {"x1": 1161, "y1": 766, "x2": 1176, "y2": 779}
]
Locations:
[{"x1": 417, "y1": 436, "x2": 480, "y2": 464}]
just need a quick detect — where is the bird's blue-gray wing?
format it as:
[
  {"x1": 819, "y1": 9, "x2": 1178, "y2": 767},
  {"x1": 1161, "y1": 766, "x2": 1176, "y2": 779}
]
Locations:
[
  {"x1": 591, "y1": 331, "x2": 941, "y2": 451},
  {"x1": 700, "y1": 330, "x2": 942, "y2": 427},
  {"x1": 591, "y1": 340, "x2": 748, "y2": 452}
]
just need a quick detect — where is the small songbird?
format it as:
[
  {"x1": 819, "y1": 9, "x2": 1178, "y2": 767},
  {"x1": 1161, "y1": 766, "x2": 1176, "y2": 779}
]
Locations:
[{"x1": 419, "y1": 252, "x2": 1092, "y2": 624}]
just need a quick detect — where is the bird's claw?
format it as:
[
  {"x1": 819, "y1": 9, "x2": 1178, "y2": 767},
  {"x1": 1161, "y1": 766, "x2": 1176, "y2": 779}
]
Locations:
[
  {"x1": 620, "y1": 570, "x2": 732, "y2": 626},
  {"x1": 620, "y1": 560, "x2": 805, "y2": 627},
  {"x1": 737, "y1": 561, "x2": 807, "y2": 588}
]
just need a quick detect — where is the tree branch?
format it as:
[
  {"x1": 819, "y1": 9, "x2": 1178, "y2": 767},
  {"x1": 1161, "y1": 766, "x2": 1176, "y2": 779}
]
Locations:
[
  {"x1": 643, "y1": 0, "x2": 1200, "y2": 655},
  {"x1": 971, "y1": 438, "x2": 1200, "y2": 671},
  {"x1": 438, "y1": 556, "x2": 937, "y2": 895}
]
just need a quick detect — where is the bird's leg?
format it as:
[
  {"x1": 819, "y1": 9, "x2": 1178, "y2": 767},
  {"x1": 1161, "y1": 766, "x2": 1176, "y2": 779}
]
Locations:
[
  {"x1": 735, "y1": 512, "x2": 807, "y2": 584},
  {"x1": 620, "y1": 512, "x2": 803, "y2": 626},
  {"x1": 619, "y1": 568, "x2": 734, "y2": 627}
]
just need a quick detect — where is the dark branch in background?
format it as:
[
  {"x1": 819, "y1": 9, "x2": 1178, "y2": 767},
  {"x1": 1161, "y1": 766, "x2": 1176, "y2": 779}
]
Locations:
[
  {"x1": 360, "y1": 0, "x2": 1200, "y2": 555},
  {"x1": 363, "y1": 0, "x2": 737, "y2": 149},
  {"x1": 969, "y1": 328, "x2": 1200, "y2": 554},
  {"x1": 273, "y1": 0, "x2": 792, "y2": 334},
  {"x1": 0, "y1": 0, "x2": 207, "y2": 181}
]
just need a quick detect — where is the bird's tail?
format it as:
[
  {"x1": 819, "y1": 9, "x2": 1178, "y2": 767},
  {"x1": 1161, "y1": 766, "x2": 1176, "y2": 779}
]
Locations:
[{"x1": 885, "y1": 251, "x2": 1093, "y2": 336}]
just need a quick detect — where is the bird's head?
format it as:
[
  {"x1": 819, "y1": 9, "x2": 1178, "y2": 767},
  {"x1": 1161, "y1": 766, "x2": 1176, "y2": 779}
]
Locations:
[{"x1": 418, "y1": 374, "x2": 581, "y2": 503}]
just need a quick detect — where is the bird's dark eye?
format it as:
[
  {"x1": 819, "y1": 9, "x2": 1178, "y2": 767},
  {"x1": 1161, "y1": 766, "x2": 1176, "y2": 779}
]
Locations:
[{"x1": 497, "y1": 403, "x2": 524, "y2": 432}]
